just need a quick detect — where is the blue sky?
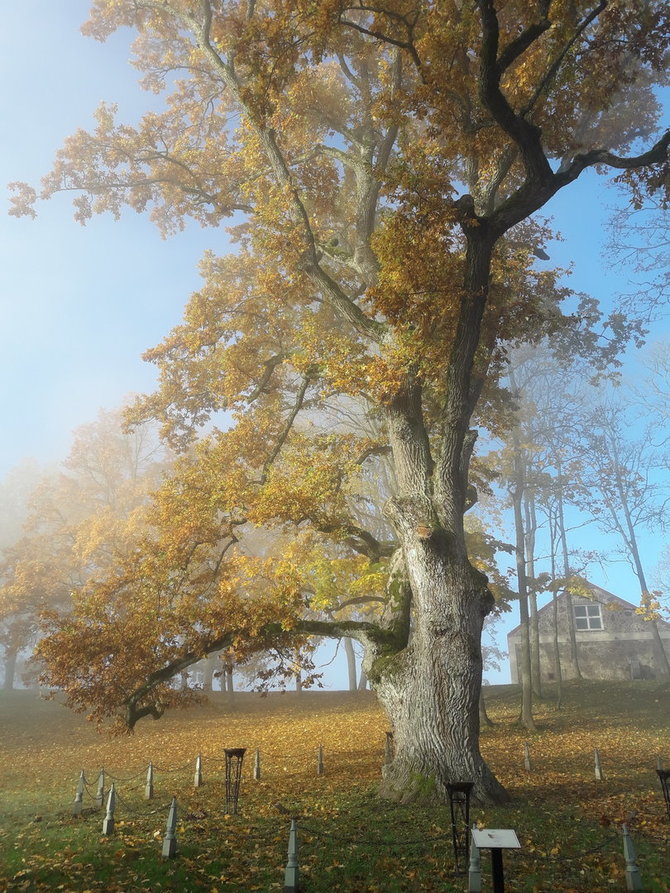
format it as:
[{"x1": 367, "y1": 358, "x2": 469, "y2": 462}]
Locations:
[
  {"x1": 0, "y1": 1, "x2": 219, "y2": 471},
  {"x1": 1, "y1": 2, "x2": 668, "y2": 685}
]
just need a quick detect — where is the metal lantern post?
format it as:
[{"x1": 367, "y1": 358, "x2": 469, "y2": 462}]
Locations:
[
  {"x1": 657, "y1": 769, "x2": 670, "y2": 820},
  {"x1": 224, "y1": 747, "x2": 246, "y2": 815},
  {"x1": 446, "y1": 781, "x2": 474, "y2": 874}
]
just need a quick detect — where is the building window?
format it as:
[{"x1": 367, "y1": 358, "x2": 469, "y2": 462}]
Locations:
[{"x1": 574, "y1": 604, "x2": 603, "y2": 630}]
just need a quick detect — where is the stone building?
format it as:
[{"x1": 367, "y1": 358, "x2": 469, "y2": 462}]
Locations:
[{"x1": 507, "y1": 583, "x2": 670, "y2": 683}]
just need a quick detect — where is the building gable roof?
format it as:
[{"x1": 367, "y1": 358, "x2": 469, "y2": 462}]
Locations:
[{"x1": 506, "y1": 582, "x2": 670, "y2": 640}]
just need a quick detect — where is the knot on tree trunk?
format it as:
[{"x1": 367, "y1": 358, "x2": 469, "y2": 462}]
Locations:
[{"x1": 384, "y1": 495, "x2": 444, "y2": 541}]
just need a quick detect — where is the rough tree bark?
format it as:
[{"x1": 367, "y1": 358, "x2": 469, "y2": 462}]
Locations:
[
  {"x1": 365, "y1": 546, "x2": 506, "y2": 804},
  {"x1": 363, "y1": 233, "x2": 510, "y2": 805},
  {"x1": 479, "y1": 687, "x2": 494, "y2": 728}
]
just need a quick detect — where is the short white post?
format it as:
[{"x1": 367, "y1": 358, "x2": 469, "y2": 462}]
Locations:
[
  {"x1": 622, "y1": 824, "x2": 643, "y2": 891},
  {"x1": 145, "y1": 761, "x2": 154, "y2": 799},
  {"x1": 194, "y1": 753, "x2": 203, "y2": 788},
  {"x1": 95, "y1": 768, "x2": 105, "y2": 808},
  {"x1": 523, "y1": 742, "x2": 532, "y2": 771},
  {"x1": 72, "y1": 770, "x2": 85, "y2": 817},
  {"x1": 162, "y1": 796, "x2": 178, "y2": 858},
  {"x1": 102, "y1": 784, "x2": 116, "y2": 835},
  {"x1": 283, "y1": 818, "x2": 299, "y2": 892},
  {"x1": 253, "y1": 748, "x2": 261, "y2": 781},
  {"x1": 468, "y1": 824, "x2": 482, "y2": 893},
  {"x1": 316, "y1": 745, "x2": 324, "y2": 776},
  {"x1": 594, "y1": 748, "x2": 603, "y2": 781}
]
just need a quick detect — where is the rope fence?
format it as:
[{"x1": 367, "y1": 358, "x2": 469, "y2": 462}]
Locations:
[{"x1": 2, "y1": 737, "x2": 668, "y2": 892}]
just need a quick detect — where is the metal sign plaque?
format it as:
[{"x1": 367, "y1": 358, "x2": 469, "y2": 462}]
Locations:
[{"x1": 471, "y1": 829, "x2": 521, "y2": 849}]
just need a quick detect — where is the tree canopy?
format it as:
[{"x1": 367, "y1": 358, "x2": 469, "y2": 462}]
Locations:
[{"x1": 11, "y1": 0, "x2": 670, "y2": 804}]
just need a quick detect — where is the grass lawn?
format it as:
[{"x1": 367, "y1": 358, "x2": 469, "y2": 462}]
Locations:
[{"x1": 0, "y1": 681, "x2": 669, "y2": 891}]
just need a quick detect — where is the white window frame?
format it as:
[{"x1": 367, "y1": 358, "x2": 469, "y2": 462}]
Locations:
[{"x1": 573, "y1": 603, "x2": 603, "y2": 631}]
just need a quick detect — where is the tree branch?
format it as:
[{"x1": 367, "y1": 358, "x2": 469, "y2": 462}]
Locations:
[
  {"x1": 497, "y1": 18, "x2": 551, "y2": 75},
  {"x1": 521, "y1": 1, "x2": 607, "y2": 118},
  {"x1": 193, "y1": 6, "x2": 386, "y2": 342},
  {"x1": 124, "y1": 630, "x2": 235, "y2": 728},
  {"x1": 245, "y1": 354, "x2": 285, "y2": 405},
  {"x1": 559, "y1": 131, "x2": 670, "y2": 176},
  {"x1": 258, "y1": 373, "x2": 313, "y2": 484},
  {"x1": 475, "y1": 0, "x2": 553, "y2": 185},
  {"x1": 122, "y1": 613, "x2": 397, "y2": 727}
]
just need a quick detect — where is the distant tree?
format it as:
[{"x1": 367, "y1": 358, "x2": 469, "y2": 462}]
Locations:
[
  {"x1": 0, "y1": 409, "x2": 171, "y2": 689},
  {"x1": 0, "y1": 460, "x2": 47, "y2": 690},
  {"x1": 509, "y1": 350, "x2": 596, "y2": 687},
  {"x1": 576, "y1": 396, "x2": 670, "y2": 674},
  {"x1": 609, "y1": 196, "x2": 670, "y2": 321}
]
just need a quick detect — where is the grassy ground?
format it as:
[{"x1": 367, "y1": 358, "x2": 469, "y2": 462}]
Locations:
[{"x1": 0, "y1": 681, "x2": 669, "y2": 891}]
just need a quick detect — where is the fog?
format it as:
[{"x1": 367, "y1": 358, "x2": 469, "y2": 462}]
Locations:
[{"x1": 1, "y1": 3, "x2": 668, "y2": 703}]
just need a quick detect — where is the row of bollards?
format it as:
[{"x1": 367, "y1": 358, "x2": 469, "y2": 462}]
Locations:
[
  {"x1": 522, "y1": 743, "x2": 668, "y2": 785},
  {"x1": 73, "y1": 767, "x2": 658, "y2": 891},
  {"x1": 75, "y1": 750, "x2": 249, "y2": 816},
  {"x1": 90, "y1": 786, "x2": 655, "y2": 892},
  {"x1": 73, "y1": 744, "x2": 330, "y2": 826},
  {"x1": 71, "y1": 741, "x2": 668, "y2": 890},
  {"x1": 77, "y1": 744, "x2": 329, "y2": 815},
  {"x1": 82, "y1": 781, "x2": 301, "y2": 884},
  {"x1": 98, "y1": 784, "x2": 178, "y2": 859}
]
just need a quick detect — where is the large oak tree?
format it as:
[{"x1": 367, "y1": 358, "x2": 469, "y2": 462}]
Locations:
[{"x1": 15, "y1": 1, "x2": 669, "y2": 804}]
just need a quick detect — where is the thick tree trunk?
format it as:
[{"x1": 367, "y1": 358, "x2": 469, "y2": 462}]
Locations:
[
  {"x1": 366, "y1": 232, "x2": 508, "y2": 806},
  {"x1": 358, "y1": 668, "x2": 368, "y2": 691},
  {"x1": 368, "y1": 545, "x2": 509, "y2": 805},
  {"x1": 221, "y1": 653, "x2": 234, "y2": 698},
  {"x1": 343, "y1": 637, "x2": 357, "y2": 691},
  {"x1": 224, "y1": 666, "x2": 234, "y2": 693}
]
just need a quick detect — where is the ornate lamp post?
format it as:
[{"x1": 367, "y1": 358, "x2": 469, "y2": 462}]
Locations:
[
  {"x1": 657, "y1": 769, "x2": 670, "y2": 820},
  {"x1": 446, "y1": 781, "x2": 474, "y2": 874},
  {"x1": 224, "y1": 747, "x2": 246, "y2": 815}
]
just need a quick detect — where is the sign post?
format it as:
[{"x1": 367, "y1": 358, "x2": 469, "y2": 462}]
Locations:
[{"x1": 470, "y1": 829, "x2": 521, "y2": 893}]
